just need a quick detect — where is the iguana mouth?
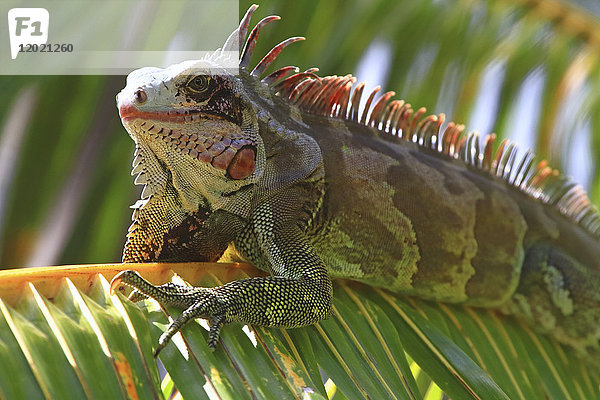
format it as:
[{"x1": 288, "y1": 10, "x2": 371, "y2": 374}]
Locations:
[{"x1": 118, "y1": 102, "x2": 209, "y2": 124}]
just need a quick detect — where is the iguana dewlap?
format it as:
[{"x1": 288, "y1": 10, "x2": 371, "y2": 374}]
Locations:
[{"x1": 111, "y1": 4, "x2": 600, "y2": 355}]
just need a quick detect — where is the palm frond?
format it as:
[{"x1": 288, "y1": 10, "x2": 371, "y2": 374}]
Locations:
[{"x1": 0, "y1": 264, "x2": 596, "y2": 399}]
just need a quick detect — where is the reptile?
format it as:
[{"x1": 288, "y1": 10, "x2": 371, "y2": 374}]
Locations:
[{"x1": 110, "y1": 4, "x2": 600, "y2": 356}]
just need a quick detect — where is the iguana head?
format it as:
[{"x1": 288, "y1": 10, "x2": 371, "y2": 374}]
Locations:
[
  {"x1": 116, "y1": 4, "x2": 308, "y2": 222},
  {"x1": 116, "y1": 55, "x2": 264, "y2": 215}
]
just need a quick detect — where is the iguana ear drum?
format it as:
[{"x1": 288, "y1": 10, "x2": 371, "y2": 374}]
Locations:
[
  {"x1": 226, "y1": 146, "x2": 256, "y2": 180},
  {"x1": 209, "y1": 143, "x2": 256, "y2": 180}
]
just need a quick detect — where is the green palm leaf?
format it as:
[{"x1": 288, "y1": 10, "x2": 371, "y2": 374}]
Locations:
[
  {"x1": 0, "y1": 264, "x2": 597, "y2": 399},
  {"x1": 1, "y1": 0, "x2": 599, "y2": 398}
]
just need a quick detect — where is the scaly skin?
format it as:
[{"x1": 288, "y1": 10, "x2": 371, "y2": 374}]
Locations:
[{"x1": 111, "y1": 6, "x2": 600, "y2": 354}]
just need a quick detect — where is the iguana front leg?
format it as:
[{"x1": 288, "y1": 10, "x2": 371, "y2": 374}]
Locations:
[{"x1": 112, "y1": 217, "x2": 333, "y2": 354}]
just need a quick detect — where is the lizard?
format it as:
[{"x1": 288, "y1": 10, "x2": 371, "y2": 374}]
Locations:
[{"x1": 110, "y1": 4, "x2": 600, "y2": 356}]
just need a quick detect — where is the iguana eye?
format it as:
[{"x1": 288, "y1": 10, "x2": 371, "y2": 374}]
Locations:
[
  {"x1": 134, "y1": 89, "x2": 147, "y2": 105},
  {"x1": 187, "y1": 75, "x2": 211, "y2": 93}
]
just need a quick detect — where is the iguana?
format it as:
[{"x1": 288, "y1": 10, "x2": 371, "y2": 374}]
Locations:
[{"x1": 110, "y1": 4, "x2": 600, "y2": 356}]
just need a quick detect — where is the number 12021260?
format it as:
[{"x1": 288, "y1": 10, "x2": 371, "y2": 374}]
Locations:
[{"x1": 19, "y1": 43, "x2": 73, "y2": 53}]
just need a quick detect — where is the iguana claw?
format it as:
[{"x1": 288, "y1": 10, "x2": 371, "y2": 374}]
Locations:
[
  {"x1": 109, "y1": 270, "x2": 224, "y2": 356},
  {"x1": 110, "y1": 270, "x2": 152, "y2": 302}
]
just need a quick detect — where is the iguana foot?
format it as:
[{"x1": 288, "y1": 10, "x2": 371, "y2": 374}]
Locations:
[{"x1": 110, "y1": 270, "x2": 226, "y2": 355}]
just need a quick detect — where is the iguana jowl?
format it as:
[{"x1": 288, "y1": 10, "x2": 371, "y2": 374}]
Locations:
[{"x1": 111, "y1": 5, "x2": 600, "y2": 355}]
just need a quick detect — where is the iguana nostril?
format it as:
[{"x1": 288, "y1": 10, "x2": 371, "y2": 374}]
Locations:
[{"x1": 134, "y1": 89, "x2": 147, "y2": 105}]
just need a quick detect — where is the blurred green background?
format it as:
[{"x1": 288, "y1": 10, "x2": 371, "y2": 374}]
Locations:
[{"x1": 1, "y1": 0, "x2": 599, "y2": 269}]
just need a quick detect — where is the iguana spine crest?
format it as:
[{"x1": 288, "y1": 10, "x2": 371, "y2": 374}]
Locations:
[{"x1": 238, "y1": 4, "x2": 600, "y2": 239}]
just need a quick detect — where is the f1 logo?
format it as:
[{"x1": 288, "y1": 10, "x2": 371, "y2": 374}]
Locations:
[{"x1": 7, "y1": 8, "x2": 49, "y2": 59}]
